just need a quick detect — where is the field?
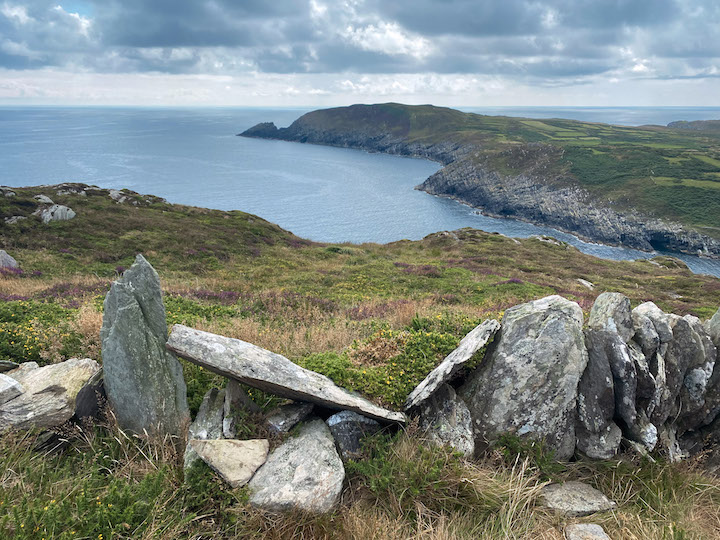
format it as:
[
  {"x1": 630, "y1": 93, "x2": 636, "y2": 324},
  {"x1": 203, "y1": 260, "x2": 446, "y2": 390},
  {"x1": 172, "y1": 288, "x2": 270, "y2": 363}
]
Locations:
[{"x1": 2, "y1": 185, "x2": 720, "y2": 538}]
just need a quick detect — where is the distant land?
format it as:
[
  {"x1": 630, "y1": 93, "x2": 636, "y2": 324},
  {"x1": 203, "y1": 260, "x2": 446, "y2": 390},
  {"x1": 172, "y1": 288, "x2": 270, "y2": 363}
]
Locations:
[{"x1": 242, "y1": 103, "x2": 720, "y2": 259}]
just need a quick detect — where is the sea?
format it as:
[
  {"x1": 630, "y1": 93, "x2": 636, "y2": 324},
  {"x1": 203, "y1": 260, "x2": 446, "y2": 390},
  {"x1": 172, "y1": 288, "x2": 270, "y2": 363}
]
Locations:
[{"x1": 1, "y1": 105, "x2": 720, "y2": 277}]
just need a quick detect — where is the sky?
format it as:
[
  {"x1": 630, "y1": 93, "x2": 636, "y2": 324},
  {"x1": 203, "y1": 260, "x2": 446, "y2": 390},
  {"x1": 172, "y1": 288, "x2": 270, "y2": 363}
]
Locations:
[{"x1": 0, "y1": 0, "x2": 719, "y2": 107}]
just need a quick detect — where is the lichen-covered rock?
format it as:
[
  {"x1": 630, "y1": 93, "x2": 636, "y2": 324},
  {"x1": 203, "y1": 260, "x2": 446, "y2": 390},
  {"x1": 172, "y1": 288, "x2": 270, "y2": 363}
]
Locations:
[
  {"x1": 0, "y1": 250, "x2": 19, "y2": 269},
  {"x1": 707, "y1": 307, "x2": 720, "y2": 347},
  {"x1": 101, "y1": 254, "x2": 189, "y2": 438},
  {"x1": 266, "y1": 402, "x2": 314, "y2": 434},
  {"x1": 190, "y1": 439, "x2": 269, "y2": 488},
  {"x1": 634, "y1": 302, "x2": 673, "y2": 344},
  {"x1": 540, "y1": 481, "x2": 616, "y2": 517},
  {"x1": 588, "y1": 292, "x2": 634, "y2": 343},
  {"x1": 0, "y1": 374, "x2": 23, "y2": 405},
  {"x1": 565, "y1": 523, "x2": 611, "y2": 540},
  {"x1": 34, "y1": 194, "x2": 54, "y2": 204},
  {"x1": 33, "y1": 204, "x2": 76, "y2": 223},
  {"x1": 167, "y1": 325, "x2": 405, "y2": 424},
  {"x1": 0, "y1": 359, "x2": 100, "y2": 431},
  {"x1": 459, "y1": 295, "x2": 587, "y2": 459},
  {"x1": 405, "y1": 319, "x2": 499, "y2": 411},
  {"x1": 326, "y1": 410, "x2": 382, "y2": 460},
  {"x1": 417, "y1": 384, "x2": 474, "y2": 457},
  {"x1": 632, "y1": 311, "x2": 660, "y2": 360},
  {"x1": 184, "y1": 388, "x2": 225, "y2": 470},
  {"x1": 248, "y1": 419, "x2": 344, "y2": 513}
]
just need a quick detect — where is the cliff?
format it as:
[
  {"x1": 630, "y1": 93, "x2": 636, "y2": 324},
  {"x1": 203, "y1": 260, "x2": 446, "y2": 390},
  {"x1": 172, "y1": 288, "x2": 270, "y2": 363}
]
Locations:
[{"x1": 241, "y1": 104, "x2": 720, "y2": 258}]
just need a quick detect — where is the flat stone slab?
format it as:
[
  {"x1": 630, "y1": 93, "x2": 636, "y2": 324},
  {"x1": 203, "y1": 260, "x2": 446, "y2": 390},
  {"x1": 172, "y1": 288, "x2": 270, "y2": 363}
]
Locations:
[
  {"x1": 540, "y1": 481, "x2": 616, "y2": 517},
  {"x1": 248, "y1": 419, "x2": 344, "y2": 513},
  {"x1": 167, "y1": 325, "x2": 405, "y2": 424},
  {"x1": 565, "y1": 523, "x2": 611, "y2": 540},
  {"x1": 190, "y1": 439, "x2": 269, "y2": 488},
  {"x1": 405, "y1": 319, "x2": 499, "y2": 411}
]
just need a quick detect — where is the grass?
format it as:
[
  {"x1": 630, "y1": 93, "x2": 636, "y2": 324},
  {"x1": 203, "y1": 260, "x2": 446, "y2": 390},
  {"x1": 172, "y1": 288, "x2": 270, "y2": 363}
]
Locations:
[{"x1": 1, "y1": 185, "x2": 720, "y2": 537}]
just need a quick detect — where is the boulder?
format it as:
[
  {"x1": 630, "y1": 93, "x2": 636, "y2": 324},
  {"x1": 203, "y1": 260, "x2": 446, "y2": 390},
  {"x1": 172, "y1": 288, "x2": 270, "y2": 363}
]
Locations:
[
  {"x1": 72, "y1": 368, "x2": 105, "y2": 421},
  {"x1": 223, "y1": 380, "x2": 261, "y2": 439},
  {"x1": 0, "y1": 358, "x2": 100, "y2": 431},
  {"x1": 101, "y1": 254, "x2": 189, "y2": 438},
  {"x1": 0, "y1": 374, "x2": 23, "y2": 404},
  {"x1": 167, "y1": 325, "x2": 405, "y2": 424},
  {"x1": 576, "y1": 330, "x2": 621, "y2": 459},
  {"x1": 0, "y1": 187, "x2": 16, "y2": 197},
  {"x1": 459, "y1": 295, "x2": 587, "y2": 459},
  {"x1": 248, "y1": 419, "x2": 344, "y2": 513},
  {"x1": 588, "y1": 292, "x2": 634, "y2": 343},
  {"x1": 417, "y1": 384, "x2": 474, "y2": 457},
  {"x1": 34, "y1": 194, "x2": 54, "y2": 204},
  {"x1": 326, "y1": 410, "x2": 382, "y2": 460},
  {"x1": 0, "y1": 250, "x2": 19, "y2": 269},
  {"x1": 632, "y1": 311, "x2": 660, "y2": 360},
  {"x1": 404, "y1": 319, "x2": 499, "y2": 411},
  {"x1": 633, "y1": 302, "x2": 673, "y2": 344},
  {"x1": 266, "y1": 402, "x2": 314, "y2": 434},
  {"x1": 190, "y1": 439, "x2": 269, "y2": 488},
  {"x1": 707, "y1": 307, "x2": 720, "y2": 347},
  {"x1": 539, "y1": 481, "x2": 616, "y2": 517},
  {"x1": 564, "y1": 523, "x2": 611, "y2": 540},
  {"x1": 34, "y1": 204, "x2": 76, "y2": 223},
  {"x1": 184, "y1": 388, "x2": 225, "y2": 470}
]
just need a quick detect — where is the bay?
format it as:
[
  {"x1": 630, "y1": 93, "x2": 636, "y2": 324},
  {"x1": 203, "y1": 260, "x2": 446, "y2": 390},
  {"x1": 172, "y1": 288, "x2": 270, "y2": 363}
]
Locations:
[{"x1": 1, "y1": 105, "x2": 719, "y2": 277}]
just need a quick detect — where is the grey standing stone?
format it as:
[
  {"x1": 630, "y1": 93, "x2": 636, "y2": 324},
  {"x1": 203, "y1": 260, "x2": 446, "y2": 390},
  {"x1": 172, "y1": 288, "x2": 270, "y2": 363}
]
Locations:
[
  {"x1": 248, "y1": 419, "x2": 345, "y2": 514},
  {"x1": 167, "y1": 325, "x2": 405, "y2": 424},
  {"x1": 101, "y1": 254, "x2": 189, "y2": 438},
  {"x1": 540, "y1": 481, "x2": 616, "y2": 517},
  {"x1": 565, "y1": 523, "x2": 611, "y2": 540},
  {"x1": 0, "y1": 250, "x2": 19, "y2": 269},
  {"x1": 326, "y1": 410, "x2": 382, "y2": 460},
  {"x1": 0, "y1": 358, "x2": 100, "y2": 431},
  {"x1": 184, "y1": 388, "x2": 225, "y2": 470},
  {"x1": 417, "y1": 384, "x2": 474, "y2": 457},
  {"x1": 404, "y1": 319, "x2": 499, "y2": 410},
  {"x1": 589, "y1": 292, "x2": 634, "y2": 343},
  {"x1": 190, "y1": 439, "x2": 269, "y2": 488},
  {"x1": 459, "y1": 295, "x2": 588, "y2": 460},
  {"x1": 266, "y1": 402, "x2": 314, "y2": 434},
  {"x1": 222, "y1": 379, "x2": 261, "y2": 439}
]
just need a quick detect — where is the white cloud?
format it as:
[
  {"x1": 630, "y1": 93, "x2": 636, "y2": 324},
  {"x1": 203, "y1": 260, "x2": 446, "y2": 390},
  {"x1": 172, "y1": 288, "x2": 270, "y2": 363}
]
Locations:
[
  {"x1": 344, "y1": 21, "x2": 433, "y2": 59},
  {"x1": 1, "y1": 3, "x2": 31, "y2": 25}
]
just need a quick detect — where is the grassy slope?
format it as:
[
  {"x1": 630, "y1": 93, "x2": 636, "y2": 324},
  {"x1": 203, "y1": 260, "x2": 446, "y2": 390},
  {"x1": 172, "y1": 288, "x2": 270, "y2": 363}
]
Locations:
[
  {"x1": 293, "y1": 103, "x2": 720, "y2": 235},
  {"x1": 2, "y1": 186, "x2": 720, "y2": 538}
]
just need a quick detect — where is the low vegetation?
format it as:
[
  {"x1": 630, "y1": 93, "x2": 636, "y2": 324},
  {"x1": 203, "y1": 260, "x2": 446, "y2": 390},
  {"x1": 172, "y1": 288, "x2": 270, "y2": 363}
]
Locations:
[{"x1": 2, "y1": 186, "x2": 720, "y2": 538}]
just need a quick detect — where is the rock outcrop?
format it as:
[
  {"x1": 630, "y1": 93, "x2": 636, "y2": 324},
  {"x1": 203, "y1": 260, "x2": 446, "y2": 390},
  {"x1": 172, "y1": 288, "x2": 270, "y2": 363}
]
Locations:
[
  {"x1": 167, "y1": 325, "x2": 406, "y2": 424},
  {"x1": 33, "y1": 204, "x2": 76, "y2": 223},
  {"x1": 248, "y1": 419, "x2": 345, "y2": 513},
  {"x1": 0, "y1": 359, "x2": 100, "y2": 431},
  {"x1": 101, "y1": 254, "x2": 189, "y2": 438},
  {"x1": 459, "y1": 295, "x2": 587, "y2": 459}
]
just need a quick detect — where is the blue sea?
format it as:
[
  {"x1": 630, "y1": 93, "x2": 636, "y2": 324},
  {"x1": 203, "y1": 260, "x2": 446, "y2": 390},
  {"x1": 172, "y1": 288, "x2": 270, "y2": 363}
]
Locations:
[{"x1": 1, "y1": 105, "x2": 720, "y2": 277}]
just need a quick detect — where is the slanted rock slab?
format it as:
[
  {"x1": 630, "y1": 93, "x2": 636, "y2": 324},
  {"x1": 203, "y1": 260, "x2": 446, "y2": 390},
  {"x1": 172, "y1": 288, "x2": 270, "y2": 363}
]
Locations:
[
  {"x1": 248, "y1": 419, "x2": 344, "y2": 513},
  {"x1": 540, "y1": 481, "x2": 616, "y2": 517},
  {"x1": 565, "y1": 523, "x2": 611, "y2": 540},
  {"x1": 405, "y1": 319, "x2": 499, "y2": 411},
  {"x1": 101, "y1": 254, "x2": 189, "y2": 438},
  {"x1": 190, "y1": 439, "x2": 269, "y2": 488},
  {"x1": 167, "y1": 325, "x2": 405, "y2": 424},
  {"x1": 326, "y1": 410, "x2": 382, "y2": 460},
  {"x1": 184, "y1": 387, "x2": 225, "y2": 470},
  {"x1": 0, "y1": 358, "x2": 100, "y2": 431}
]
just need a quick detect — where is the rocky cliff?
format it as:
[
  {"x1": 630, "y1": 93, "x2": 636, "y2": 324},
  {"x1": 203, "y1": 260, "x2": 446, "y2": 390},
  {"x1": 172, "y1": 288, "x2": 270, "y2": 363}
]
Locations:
[{"x1": 241, "y1": 104, "x2": 720, "y2": 258}]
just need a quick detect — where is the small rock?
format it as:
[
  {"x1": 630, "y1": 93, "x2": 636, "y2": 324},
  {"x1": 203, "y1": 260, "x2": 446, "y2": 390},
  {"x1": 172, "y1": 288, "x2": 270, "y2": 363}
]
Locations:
[
  {"x1": 34, "y1": 194, "x2": 54, "y2": 204},
  {"x1": 326, "y1": 410, "x2": 382, "y2": 460},
  {"x1": 0, "y1": 360, "x2": 20, "y2": 373},
  {"x1": 0, "y1": 358, "x2": 100, "y2": 431},
  {"x1": 190, "y1": 439, "x2": 269, "y2": 488},
  {"x1": 565, "y1": 523, "x2": 611, "y2": 540},
  {"x1": 73, "y1": 368, "x2": 105, "y2": 421},
  {"x1": 576, "y1": 279, "x2": 595, "y2": 290},
  {"x1": 33, "y1": 204, "x2": 76, "y2": 223},
  {"x1": 0, "y1": 374, "x2": 24, "y2": 405},
  {"x1": 0, "y1": 250, "x2": 19, "y2": 269},
  {"x1": 248, "y1": 419, "x2": 344, "y2": 513},
  {"x1": 223, "y1": 380, "x2": 261, "y2": 438},
  {"x1": 109, "y1": 189, "x2": 128, "y2": 204},
  {"x1": 0, "y1": 187, "x2": 16, "y2": 197},
  {"x1": 185, "y1": 388, "x2": 225, "y2": 470},
  {"x1": 540, "y1": 481, "x2": 616, "y2": 517},
  {"x1": 4, "y1": 216, "x2": 27, "y2": 225},
  {"x1": 417, "y1": 384, "x2": 474, "y2": 457},
  {"x1": 266, "y1": 402, "x2": 314, "y2": 434},
  {"x1": 405, "y1": 319, "x2": 499, "y2": 411}
]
